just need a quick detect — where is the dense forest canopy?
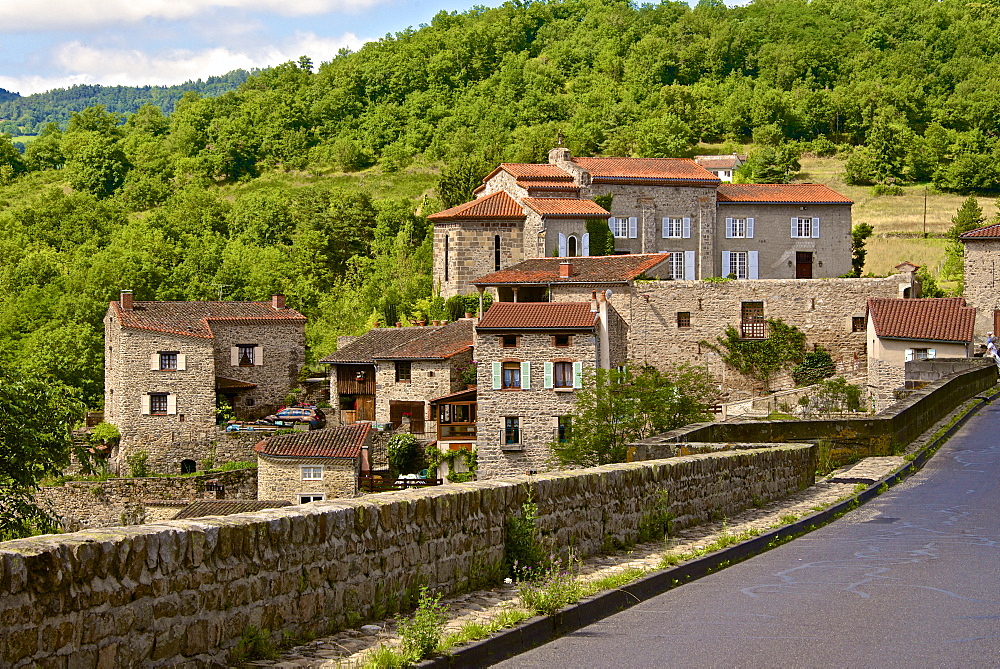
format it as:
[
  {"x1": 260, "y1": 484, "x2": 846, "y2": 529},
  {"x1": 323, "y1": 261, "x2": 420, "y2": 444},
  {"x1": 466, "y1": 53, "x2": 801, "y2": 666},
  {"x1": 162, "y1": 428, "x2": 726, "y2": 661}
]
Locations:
[{"x1": 3, "y1": 0, "x2": 1000, "y2": 409}]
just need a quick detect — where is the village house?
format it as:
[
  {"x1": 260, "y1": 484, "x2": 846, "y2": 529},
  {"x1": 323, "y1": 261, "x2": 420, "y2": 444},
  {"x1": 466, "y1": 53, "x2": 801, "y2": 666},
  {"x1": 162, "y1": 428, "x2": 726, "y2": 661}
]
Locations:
[
  {"x1": 430, "y1": 147, "x2": 854, "y2": 296},
  {"x1": 960, "y1": 222, "x2": 1000, "y2": 336},
  {"x1": 255, "y1": 423, "x2": 372, "y2": 504},
  {"x1": 103, "y1": 291, "x2": 306, "y2": 475},
  {"x1": 694, "y1": 154, "x2": 746, "y2": 182},
  {"x1": 866, "y1": 297, "x2": 976, "y2": 412},
  {"x1": 319, "y1": 320, "x2": 474, "y2": 437},
  {"x1": 474, "y1": 296, "x2": 627, "y2": 477}
]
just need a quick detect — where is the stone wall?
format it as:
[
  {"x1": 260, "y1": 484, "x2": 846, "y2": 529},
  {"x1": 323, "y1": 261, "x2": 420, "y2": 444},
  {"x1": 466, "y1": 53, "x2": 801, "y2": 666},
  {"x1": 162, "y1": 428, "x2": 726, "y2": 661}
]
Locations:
[
  {"x1": 961, "y1": 237, "x2": 1000, "y2": 336},
  {"x1": 374, "y1": 348, "x2": 473, "y2": 434},
  {"x1": 0, "y1": 444, "x2": 814, "y2": 667},
  {"x1": 434, "y1": 220, "x2": 524, "y2": 297},
  {"x1": 256, "y1": 455, "x2": 358, "y2": 503},
  {"x1": 35, "y1": 469, "x2": 258, "y2": 531}
]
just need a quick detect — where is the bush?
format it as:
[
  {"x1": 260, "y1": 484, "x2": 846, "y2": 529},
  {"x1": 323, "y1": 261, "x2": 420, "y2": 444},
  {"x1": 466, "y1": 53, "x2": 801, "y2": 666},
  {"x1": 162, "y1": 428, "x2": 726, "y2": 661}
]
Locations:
[
  {"x1": 387, "y1": 433, "x2": 425, "y2": 475},
  {"x1": 505, "y1": 496, "x2": 545, "y2": 580},
  {"x1": 801, "y1": 377, "x2": 864, "y2": 415},
  {"x1": 871, "y1": 183, "x2": 904, "y2": 196},
  {"x1": 89, "y1": 421, "x2": 120, "y2": 447},
  {"x1": 791, "y1": 349, "x2": 836, "y2": 386},
  {"x1": 397, "y1": 587, "x2": 448, "y2": 660},
  {"x1": 126, "y1": 450, "x2": 149, "y2": 478}
]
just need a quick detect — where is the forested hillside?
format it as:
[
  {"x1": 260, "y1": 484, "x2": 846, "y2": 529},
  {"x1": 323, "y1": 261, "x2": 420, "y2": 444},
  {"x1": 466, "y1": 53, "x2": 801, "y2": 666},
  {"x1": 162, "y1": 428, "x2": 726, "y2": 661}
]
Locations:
[
  {"x1": 0, "y1": 70, "x2": 254, "y2": 135},
  {"x1": 3, "y1": 0, "x2": 1000, "y2": 409}
]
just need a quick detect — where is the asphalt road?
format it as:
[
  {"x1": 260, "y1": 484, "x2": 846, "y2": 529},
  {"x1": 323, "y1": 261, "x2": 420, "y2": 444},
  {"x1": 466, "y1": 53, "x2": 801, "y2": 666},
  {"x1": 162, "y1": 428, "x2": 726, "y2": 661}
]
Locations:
[{"x1": 496, "y1": 404, "x2": 1000, "y2": 668}]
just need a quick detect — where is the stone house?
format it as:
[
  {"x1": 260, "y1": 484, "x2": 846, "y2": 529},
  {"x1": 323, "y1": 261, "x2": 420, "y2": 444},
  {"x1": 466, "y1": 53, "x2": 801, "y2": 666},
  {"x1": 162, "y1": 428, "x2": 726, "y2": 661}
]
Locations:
[
  {"x1": 474, "y1": 297, "x2": 626, "y2": 478},
  {"x1": 255, "y1": 423, "x2": 372, "y2": 504},
  {"x1": 431, "y1": 147, "x2": 854, "y2": 296},
  {"x1": 694, "y1": 154, "x2": 746, "y2": 182},
  {"x1": 104, "y1": 291, "x2": 306, "y2": 475},
  {"x1": 473, "y1": 256, "x2": 920, "y2": 395},
  {"x1": 320, "y1": 320, "x2": 474, "y2": 437},
  {"x1": 866, "y1": 297, "x2": 976, "y2": 411},
  {"x1": 960, "y1": 222, "x2": 1000, "y2": 336}
]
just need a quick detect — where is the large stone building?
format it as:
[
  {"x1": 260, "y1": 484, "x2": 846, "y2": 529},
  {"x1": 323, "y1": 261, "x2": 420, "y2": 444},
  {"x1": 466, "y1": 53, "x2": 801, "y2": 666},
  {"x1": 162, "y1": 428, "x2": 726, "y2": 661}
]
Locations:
[
  {"x1": 104, "y1": 291, "x2": 306, "y2": 474},
  {"x1": 866, "y1": 297, "x2": 976, "y2": 411},
  {"x1": 474, "y1": 297, "x2": 626, "y2": 477},
  {"x1": 960, "y1": 222, "x2": 1000, "y2": 336},
  {"x1": 255, "y1": 424, "x2": 371, "y2": 503},
  {"x1": 430, "y1": 148, "x2": 854, "y2": 296}
]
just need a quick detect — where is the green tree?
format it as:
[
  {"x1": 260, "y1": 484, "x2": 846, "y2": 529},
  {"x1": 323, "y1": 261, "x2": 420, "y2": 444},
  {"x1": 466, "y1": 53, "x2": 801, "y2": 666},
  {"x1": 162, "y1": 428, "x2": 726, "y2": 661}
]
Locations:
[
  {"x1": 851, "y1": 222, "x2": 874, "y2": 277},
  {"x1": 552, "y1": 364, "x2": 718, "y2": 468},
  {"x1": 941, "y1": 195, "x2": 986, "y2": 287},
  {"x1": 436, "y1": 153, "x2": 496, "y2": 209},
  {"x1": 704, "y1": 319, "x2": 807, "y2": 392},
  {"x1": 585, "y1": 193, "x2": 615, "y2": 256},
  {"x1": 63, "y1": 131, "x2": 131, "y2": 198},
  {"x1": 0, "y1": 375, "x2": 86, "y2": 540},
  {"x1": 735, "y1": 144, "x2": 801, "y2": 183}
]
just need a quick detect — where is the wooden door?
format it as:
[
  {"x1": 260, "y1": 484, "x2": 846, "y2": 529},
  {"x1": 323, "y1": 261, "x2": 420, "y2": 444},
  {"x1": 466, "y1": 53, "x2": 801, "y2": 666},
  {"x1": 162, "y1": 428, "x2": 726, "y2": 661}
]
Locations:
[
  {"x1": 389, "y1": 401, "x2": 425, "y2": 434},
  {"x1": 796, "y1": 251, "x2": 813, "y2": 279},
  {"x1": 357, "y1": 395, "x2": 375, "y2": 422}
]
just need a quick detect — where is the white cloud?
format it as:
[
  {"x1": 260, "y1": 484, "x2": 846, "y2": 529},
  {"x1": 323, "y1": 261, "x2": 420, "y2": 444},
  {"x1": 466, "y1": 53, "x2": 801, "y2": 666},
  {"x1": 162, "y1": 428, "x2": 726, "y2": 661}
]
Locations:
[
  {"x1": 0, "y1": 32, "x2": 367, "y2": 95},
  {"x1": 0, "y1": 0, "x2": 388, "y2": 31}
]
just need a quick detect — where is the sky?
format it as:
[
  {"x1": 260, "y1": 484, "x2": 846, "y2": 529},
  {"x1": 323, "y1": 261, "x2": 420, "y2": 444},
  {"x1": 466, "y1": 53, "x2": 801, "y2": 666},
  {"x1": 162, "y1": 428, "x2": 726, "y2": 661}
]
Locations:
[{"x1": 0, "y1": 0, "x2": 504, "y2": 96}]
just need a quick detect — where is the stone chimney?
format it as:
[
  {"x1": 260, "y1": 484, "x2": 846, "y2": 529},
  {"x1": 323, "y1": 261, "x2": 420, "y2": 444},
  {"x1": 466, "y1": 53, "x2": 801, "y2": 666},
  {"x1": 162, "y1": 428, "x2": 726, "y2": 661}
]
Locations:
[
  {"x1": 559, "y1": 261, "x2": 573, "y2": 278},
  {"x1": 120, "y1": 290, "x2": 133, "y2": 311},
  {"x1": 597, "y1": 291, "x2": 611, "y2": 370},
  {"x1": 590, "y1": 290, "x2": 598, "y2": 313},
  {"x1": 548, "y1": 146, "x2": 572, "y2": 164},
  {"x1": 271, "y1": 294, "x2": 286, "y2": 310}
]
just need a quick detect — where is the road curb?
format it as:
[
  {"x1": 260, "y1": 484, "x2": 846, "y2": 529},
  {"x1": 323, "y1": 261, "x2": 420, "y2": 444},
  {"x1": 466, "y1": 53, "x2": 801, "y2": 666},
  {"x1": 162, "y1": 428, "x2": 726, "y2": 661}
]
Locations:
[{"x1": 425, "y1": 388, "x2": 999, "y2": 668}]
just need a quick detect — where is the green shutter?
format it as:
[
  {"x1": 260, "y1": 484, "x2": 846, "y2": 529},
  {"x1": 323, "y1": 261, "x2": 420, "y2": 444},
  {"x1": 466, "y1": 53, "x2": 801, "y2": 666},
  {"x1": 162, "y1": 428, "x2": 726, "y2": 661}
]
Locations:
[
  {"x1": 573, "y1": 361, "x2": 583, "y2": 389},
  {"x1": 543, "y1": 362, "x2": 553, "y2": 388},
  {"x1": 492, "y1": 362, "x2": 501, "y2": 389},
  {"x1": 521, "y1": 361, "x2": 531, "y2": 389}
]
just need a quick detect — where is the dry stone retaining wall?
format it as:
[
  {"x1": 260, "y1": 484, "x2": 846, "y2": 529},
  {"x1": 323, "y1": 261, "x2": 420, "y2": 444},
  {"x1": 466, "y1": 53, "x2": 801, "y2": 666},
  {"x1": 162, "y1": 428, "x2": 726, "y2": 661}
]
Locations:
[{"x1": 1, "y1": 445, "x2": 813, "y2": 667}]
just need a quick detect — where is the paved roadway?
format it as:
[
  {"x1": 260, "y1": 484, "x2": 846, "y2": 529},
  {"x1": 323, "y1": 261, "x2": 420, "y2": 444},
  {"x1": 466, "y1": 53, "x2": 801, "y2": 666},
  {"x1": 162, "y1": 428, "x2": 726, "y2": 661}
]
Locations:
[{"x1": 497, "y1": 404, "x2": 1000, "y2": 668}]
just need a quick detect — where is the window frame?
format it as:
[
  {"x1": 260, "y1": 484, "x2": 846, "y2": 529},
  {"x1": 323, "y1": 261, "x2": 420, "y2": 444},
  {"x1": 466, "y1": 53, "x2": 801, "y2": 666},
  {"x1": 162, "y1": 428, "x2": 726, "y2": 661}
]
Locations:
[
  {"x1": 503, "y1": 416, "x2": 520, "y2": 446},
  {"x1": 301, "y1": 465, "x2": 324, "y2": 481},
  {"x1": 394, "y1": 361, "x2": 412, "y2": 383},
  {"x1": 159, "y1": 351, "x2": 178, "y2": 371},
  {"x1": 149, "y1": 393, "x2": 168, "y2": 415},
  {"x1": 552, "y1": 334, "x2": 572, "y2": 347},
  {"x1": 728, "y1": 251, "x2": 748, "y2": 279},
  {"x1": 668, "y1": 252, "x2": 684, "y2": 279},
  {"x1": 299, "y1": 493, "x2": 325, "y2": 504},
  {"x1": 852, "y1": 316, "x2": 867, "y2": 333},
  {"x1": 612, "y1": 217, "x2": 629, "y2": 238},
  {"x1": 677, "y1": 312, "x2": 691, "y2": 328},
  {"x1": 557, "y1": 415, "x2": 571, "y2": 443},
  {"x1": 502, "y1": 361, "x2": 521, "y2": 389},
  {"x1": 237, "y1": 344, "x2": 255, "y2": 367},
  {"x1": 730, "y1": 218, "x2": 747, "y2": 239},
  {"x1": 553, "y1": 361, "x2": 574, "y2": 388},
  {"x1": 662, "y1": 217, "x2": 683, "y2": 239},
  {"x1": 501, "y1": 335, "x2": 519, "y2": 348}
]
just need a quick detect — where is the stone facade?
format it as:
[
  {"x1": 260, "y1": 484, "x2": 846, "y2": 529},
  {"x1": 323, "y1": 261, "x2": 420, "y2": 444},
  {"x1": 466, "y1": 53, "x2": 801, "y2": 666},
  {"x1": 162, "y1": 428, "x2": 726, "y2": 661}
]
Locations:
[
  {"x1": 961, "y1": 236, "x2": 1000, "y2": 336},
  {"x1": 434, "y1": 220, "x2": 524, "y2": 297},
  {"x1": 256, "y1": 455, "x2": 358, "y2": 503},
  {"x1": 103, "y1": 295, "x2": 305, "y2": 475},
  {"x1": 35, "y1": 468, "x2": 257, "y2": 531},
  {"x1": 0, "y1": 443, "x2": 815, "y2": 667},
  {"x1": 375, "y1": 348, "x2": 473, "y2": 435}
]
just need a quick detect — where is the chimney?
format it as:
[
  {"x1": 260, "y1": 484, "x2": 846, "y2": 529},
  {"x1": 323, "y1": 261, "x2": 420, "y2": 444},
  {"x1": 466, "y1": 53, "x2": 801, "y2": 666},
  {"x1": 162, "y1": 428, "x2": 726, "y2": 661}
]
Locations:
[
  {"x1": 271, "y1": 294, "x2": 286, "y2": 310},
  {"x1": 559, "y1": 261, "x2": 573, "y2": 278},
  {"x1": 597, "y1": 291, "x2": 611, "y2": 370},
  {"x1": 548, "y1": 146, "x2": 572, "y2": 164},
  {"x1": 120, "y1": 290, "x2": 133, "y2": 311},
  {"x1": 590, "y1": 290, "x2": 598, "y2": 313}
]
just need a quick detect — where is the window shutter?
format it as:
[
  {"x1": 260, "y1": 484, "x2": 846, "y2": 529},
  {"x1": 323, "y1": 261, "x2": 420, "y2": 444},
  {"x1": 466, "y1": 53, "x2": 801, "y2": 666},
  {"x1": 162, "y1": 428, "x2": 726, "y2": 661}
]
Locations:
[
  {"x1": 725, "y1": 218, "x2": 734, "y2": 238},
  {"x1": 177, "y1": 353, "x2": 186, "y2": 371},
  {"x1": 543, "y1": 362, "x2": 553, "y2": 389},
  {"x1": 166, "y1": 394, "x2": 177, "y2": 415},
  {"x1": 628, "y1": 216, "x2": 638, "y2": 239},
  {"x1": 746, "y1": 217, "x2": 754, "y2": 239},
  {"x1": 905, "y1": 349, "x2": 914, "y2": 362},
  {"x1": 684, "y1": 251, "x2": 695, "y2": 280},
  {"x1": 661, "y1": 217, "x2": 669, "y2": 238},
  {"x1": 140, "y1": 394, "x2": 150, "y2": 415},
  {"x1": 682, "y1": 217, "x2": 691, "y2": 239},
  {"x1": 928, "y1": 348, "x2": 936, "y2": 359},
  {"x1": 722, "y1": 251, "x2": 731, "y2": 276},
  {"x1": 491, "y1": 362, "x2": 501, "y2": 389},
  {"x1": 791, "y1": 217, "x2": 798, "y2": 238},
  {"x1": 812, "y1": 217, "x2": 820, "y2": 238},
  {"x1": 558, "y1": 232, "x2": 567, "y2": 257},
  {"x1": 149, "y1": 354, "x2": 159, "y2": 371},
  {"x1": 582, "y1": 233, "x2": 590, "y2": 256},
  {"x1": 573, "y1": 361, "x2": 583, "y2": 388},
  {"x1": 255, "y1": 345, "x2": 264, "y2": 366},
  {"x1": 230, "y1": 346, "x2": 239, "y2": 366},
  {"x1": 521, "y1": 361, "x2": 531, "y2": 389},
  {"x1": 607, "y1": 217, "x2": 615, "y2": 233},
  {"x1": 748, "y1": 251, "x2": 759, "y2": 280}
]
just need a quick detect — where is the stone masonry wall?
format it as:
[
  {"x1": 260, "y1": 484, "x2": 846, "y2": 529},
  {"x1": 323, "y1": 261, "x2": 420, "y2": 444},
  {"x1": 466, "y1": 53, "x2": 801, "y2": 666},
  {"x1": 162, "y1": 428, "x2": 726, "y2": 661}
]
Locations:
[
  {"x1": 211, "y1": 321, "x2": 305, "y2": 419},
  {"x1": 256, "y1": 456, "x2": 358, "y2": 503},
  {"x1": 35, "y1": 469, "x2": 258, "y2": 532},
  {"x1": 961, "y1": 238, "x2": 1000, "y2": 336},
  {"x1": 434, "y1": 220, "x2": 524, "y2": 298},
  {"x1": 0, "y1": 444, "x2": 814, "y2": 667},
  {"x1": 375, "y1": 348, "x2": 473, "y2": 434}
]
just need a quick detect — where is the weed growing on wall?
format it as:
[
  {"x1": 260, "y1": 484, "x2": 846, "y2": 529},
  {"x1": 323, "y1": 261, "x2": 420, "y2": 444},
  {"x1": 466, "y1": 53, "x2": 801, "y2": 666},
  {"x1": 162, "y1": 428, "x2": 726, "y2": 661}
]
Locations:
[
  {"x1": 397, "y1": 587, "x2": 448, "y2": 660},
  {"x1": 232, "y1": 626, "x2": 278, "y2": 662},
  {"x1": 637, "y1": 489, "x2": 673, "y2": 543},
  {"x1": 504, "y1": 494, "x2": 545, "y2": 580},
  {"x1": 126, "y1": 450, "x2": 149, "y2": 478}
]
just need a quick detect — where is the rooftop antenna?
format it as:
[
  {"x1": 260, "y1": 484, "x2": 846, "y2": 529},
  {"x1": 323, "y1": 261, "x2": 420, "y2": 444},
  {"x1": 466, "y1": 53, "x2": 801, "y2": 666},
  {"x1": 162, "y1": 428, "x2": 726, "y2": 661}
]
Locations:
[
  {"x1": 212, "y1": 284, "x2": 230, "y2": 301},
  {"x1": 556, "y1": 130, "x2": 565, "y2": 147}
]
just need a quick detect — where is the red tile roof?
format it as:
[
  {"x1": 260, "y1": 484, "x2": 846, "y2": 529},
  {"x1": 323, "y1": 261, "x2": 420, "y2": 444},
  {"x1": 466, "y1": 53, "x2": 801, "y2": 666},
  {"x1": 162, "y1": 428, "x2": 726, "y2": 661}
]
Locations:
[
  {"x1": 573, "y1": 157, "x2": 719, "y2": 183},
  {"x1": 374, "y1": 319, "x2": 474, "y2": 360},
  {"x1": 493, "y1": 163, "x2": 574, "y2": 180},
  {"x1": 717, "y1": 183, "x2": 852, "y2": 204},
  {"x1": 694, "y1": 154, "x2": 746, "y2": 170},
  {"x1": 473, "y1": 254, "x2": 672, "y2": 285},
  {"x1": 522, "y1": 198, "x2": 611, "y2": 218},
  {"x1": 255, "y1": 423, "x2": 371, "y2": 459},
  {"x1": 477, "y1": 302, "x2": 598, "y2": 330},
  {"x1": 524, "y1": 181, "x2": 581, "y2": 191},
  {"x1": 959, "y1": 222, "x2": 1000, "y2": 239},
  {"x1": 319, "y1": 327, "x2": 431, "y2": 364},
  {"x1": 110, "y1": 300, "x2": 306, "y2": 339},
  {"x1": 173, "y1": 500, "x2": 292, "y2": 520},
  {"x1": 427, "y1": 191, "x2": 525, "y2": 221},
  {"x1": 867, "y1": 298, "x2": 975, "y2": 343}
]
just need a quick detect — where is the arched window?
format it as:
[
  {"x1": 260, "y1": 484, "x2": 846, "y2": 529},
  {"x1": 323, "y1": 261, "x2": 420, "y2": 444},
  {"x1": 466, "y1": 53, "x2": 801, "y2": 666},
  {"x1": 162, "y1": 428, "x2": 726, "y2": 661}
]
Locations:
[
  {"x1": 180, "y1": 459, "x2": 196, "y2": 474},
  {"x1": 568, "y1": 235, "x2": 578, "y2": 257},
  {"x1": 494, "y1": 235, "x2": 501, "y2": 271}
]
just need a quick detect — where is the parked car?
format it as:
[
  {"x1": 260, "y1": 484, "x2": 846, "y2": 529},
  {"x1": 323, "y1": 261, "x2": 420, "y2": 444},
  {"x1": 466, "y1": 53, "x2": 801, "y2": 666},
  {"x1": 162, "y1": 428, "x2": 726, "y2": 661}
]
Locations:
[{"x1": 263, "y1": 406, "x2": 326, "y2": 429}]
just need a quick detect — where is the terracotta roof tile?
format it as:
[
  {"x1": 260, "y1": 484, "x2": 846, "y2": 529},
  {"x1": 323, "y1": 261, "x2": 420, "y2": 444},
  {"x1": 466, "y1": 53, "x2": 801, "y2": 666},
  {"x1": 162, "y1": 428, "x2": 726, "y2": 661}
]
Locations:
[
  {"x1": 522, "y1": 198, "x2": 611, "y2": 218},
  {"x1": 495, "y1": 163, "x2": 574, "y2": 180},
  {"x1": 428, "y1": 191, "x2": 525, "y2": 221},
  {"x1": 867, "y1": 298, "x2": 975, "y2": 343},
  {"x1": 172, "y1": 500, "x2": 292, "y2": 520},
  {"x1": 110, "y1": 300, "x2": 305, "y2": 339},
  {"x1": 319, "y1": 327, "x2": 431, "y2": 364},
  {"x1": 717, "y1": 183, "x2": 852, "y2": 204},
  {"x1": 960, "y1": 222, "x2": 1000, "y2": 239},
  {"x1": 572, "y1": 157, "x2": 719, "y2": 183},
  {"x1": 473, "y1": 254, "x2": 672, "y2": 285},
  {"x1": 477, "y1": 302, "x2": 598, "y2": 330},
  {"x1": 694, "y1": 154, "x2": 745, "y2": 169},
  {"x1": 522, "y1": 180, "x2": 581, "y2": 191},
  {"x1": 375, "y1": 319, "x2": 474, "y2": 360},
  {"x1": 255, "y1": 423, "x2": 371, "y2": 458}
]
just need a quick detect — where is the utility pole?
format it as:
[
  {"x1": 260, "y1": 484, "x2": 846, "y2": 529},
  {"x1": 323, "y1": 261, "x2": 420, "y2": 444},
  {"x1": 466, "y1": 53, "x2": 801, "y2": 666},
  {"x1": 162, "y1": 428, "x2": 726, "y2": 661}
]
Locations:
[
  {"x1": 923, "y1": 186, "x2": 928, "y2": 238},
  {"x1": 212, "y1": 284, "x2": 230, "y2": 301}
]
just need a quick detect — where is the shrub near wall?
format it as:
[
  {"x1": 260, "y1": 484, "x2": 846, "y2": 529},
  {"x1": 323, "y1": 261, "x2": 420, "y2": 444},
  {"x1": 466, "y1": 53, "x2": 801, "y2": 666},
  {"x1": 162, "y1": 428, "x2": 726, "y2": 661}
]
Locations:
[{"x1": 0, "y1": 445, "x2": 814, "y2": 667}]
